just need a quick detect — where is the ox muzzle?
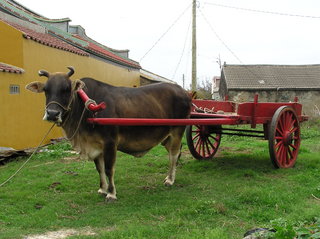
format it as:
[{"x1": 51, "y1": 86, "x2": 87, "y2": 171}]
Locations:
[
  {"x1": 43, "y1": 101, "x2": 70, "y2": 125},
  {"x1": 44, "y1": 109, "x2": 62, "y2": 123}
]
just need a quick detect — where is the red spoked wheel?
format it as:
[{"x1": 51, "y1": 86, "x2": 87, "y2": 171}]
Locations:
[
  {"x1": 186, "y1": 125, "x2": 222, "y2": 160},
  {"x1": 268, "y1": 106, "x2": 301, "y2": 168}
]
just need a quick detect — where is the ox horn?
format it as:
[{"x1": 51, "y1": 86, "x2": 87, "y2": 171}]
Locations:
[
  {"x1": 67, "y1": 66, "x2": 74, "y2": 77},
  {"x1": 38, "y1": 70, "x2": 49, "y2": 77}
]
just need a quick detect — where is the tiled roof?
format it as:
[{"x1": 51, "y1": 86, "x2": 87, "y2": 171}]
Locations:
[
  {"x1": 72, "y1": 34, "x2": 139, "y2": 68},
  {"x1": 88, "y1": 42, "x2": 139, "y2": 68},
  {"x1": 0, "y1": 0, "x2": 141, "y2": 69},
  {"x1": 222, "y1": 64, "x2": 320, "y2": 90},
  {"x1": 0, "y1": 62, "x2": 24, "y2": 73},
  {"x1": 3, "y1": 20, "x2": 89, "y2": 56},
  {"x1": 51, "y1": 30, "x2": 140, "y2": 68}
]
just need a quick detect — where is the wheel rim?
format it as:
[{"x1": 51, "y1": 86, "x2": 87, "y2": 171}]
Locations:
[
  {"x1": 186, "y1": 125, "x2": 221, "y2": 160},
  {"x1": 269, "y1": 107, "x2": 300, "y2": 168}
]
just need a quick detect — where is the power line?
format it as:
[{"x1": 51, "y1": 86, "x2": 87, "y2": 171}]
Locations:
[
  {"x1": 199, "y1": 8, "x2": 266, "y2": 83},
  {"x1": 204, "y1": 2, "x2": 320, "y2": 19},
  {"x1": 139, "y1": 3, "x2": 192, "y2": 62},
  {"x1": 172, "y1": 16, "x2": 191, "y2": 80},
  {"x1": 199, "y1": 8, "x2": 243, "y2": 64}
]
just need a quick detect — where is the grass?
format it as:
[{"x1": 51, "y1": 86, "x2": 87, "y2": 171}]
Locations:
[{"x1": 0, "y1": 121, "x2": 319, "y2": 239}]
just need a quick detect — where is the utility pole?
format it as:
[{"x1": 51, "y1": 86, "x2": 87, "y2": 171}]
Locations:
[
  {"x1": 182, "y1": 74, "x2": 185, "y2": 89},
  {"x1": 191, "y1": 0, "x2": 197, "y2": 91}
]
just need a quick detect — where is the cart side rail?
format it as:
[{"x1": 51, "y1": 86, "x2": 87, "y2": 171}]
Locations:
[{"x1": 237, "y1": 102, "x2": 305, "y2": 123}]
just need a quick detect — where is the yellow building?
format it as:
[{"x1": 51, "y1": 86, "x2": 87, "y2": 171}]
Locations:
[{"x1": 0, "y1": 0, "x2": 148, "y2": 150}]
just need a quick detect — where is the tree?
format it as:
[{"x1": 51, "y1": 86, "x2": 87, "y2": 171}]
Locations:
[{"x1": 196, "y1": 79, "x2": 212, "y2": 99}]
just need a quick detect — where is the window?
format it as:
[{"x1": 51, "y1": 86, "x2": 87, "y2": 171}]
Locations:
[{"x1": 9, "y1": 85, "x2": 20, "y2": 94}]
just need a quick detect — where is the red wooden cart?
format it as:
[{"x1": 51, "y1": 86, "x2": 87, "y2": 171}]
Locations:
[{"x1": 78, "y1": 90, "x2": 308, "y2": 169}]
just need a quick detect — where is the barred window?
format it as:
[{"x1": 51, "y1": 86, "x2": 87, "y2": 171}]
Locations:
[{"x1": 9, "y1": 85, "x2": 20, "y2": 94}]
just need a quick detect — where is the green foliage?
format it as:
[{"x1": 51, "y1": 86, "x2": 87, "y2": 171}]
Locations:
[
  {"x1": 270, "y1": 218, "x2": 296, "y2": 239},
  {"x1": 250, "y1": 218, "x2": 320, "y2": 239},
  {"x1": 0, "y1": 126, "x2": 319, "y2": 238},
  {"x1": 295, "y1": 217, "x2": 320, "y2": 239},
  {"x1": 196, "y1": 79, "x2": 212, "y2": 99}
]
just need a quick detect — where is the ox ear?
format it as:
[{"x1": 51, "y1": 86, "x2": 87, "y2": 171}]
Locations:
[
  {"x1": 25, "y1": 81, "x2": 45, "y2": 93},
  {"x1": 72, "y1": 79, "x2": 85, "y2": 91}
]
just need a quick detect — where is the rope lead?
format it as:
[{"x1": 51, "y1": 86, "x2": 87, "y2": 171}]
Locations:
[{"x1": 0, "y1": 123, "x2": 56, "y2": 187}]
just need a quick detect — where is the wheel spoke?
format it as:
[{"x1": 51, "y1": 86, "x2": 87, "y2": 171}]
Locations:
[
  {"x1": 207, "y1": 137, "x2": 217, "y2": 151},
  {"x1": 269, "y1": 107, "x2": 301, "y2": 168},
  {"x1": 276, "y1": 127, "x2": 284, "y2": 136},
  {"x1": 290, "y1": 126, "x2": 298, "y2": 134},
  {"x1": 208, "y1": 135, "x2": 220, "y2": 142},
  {"x1": 287, "y1": 146, "x2": 293, "y2": 159},
  {"x1": 275, "y1": 144, "x2": 283, "y2": 164},
  {"x1": 284, "y1": 146, "x2": 290, "y2": 166},
  {"x1": 289, "y1": 143, "x2": 297, "y2": 150},
  {"x1": 285, "y1": 146, "x2": 291, "y2": 165},
  {"x1": 278, "y1": 116, "x2": 285, "y2": 133},
  {"x1": 286, "y1": 112, "x2": 294, "y2": 129},
  {"x1": 280, "y1": 145, "x2": 287, "y2": 166},
  {"x1": 192, "y1": 125, "x2": 201, "y2": 133},
  {"x1": 203, "y1": 139, "x2": 210, "y2": 157},
  {"x1": 275, "y1": 143, "x2": 281, "y2": 157},
  {"x1": 205, "y1": 137, "x2": 215, "y2": 155},
  {"x1": 285, "y1": 112, "x2": 292, "y2": 130},
  {"x1": 195, "y1": 137, "x2": 201, "y2": 152},
  {"x1": 201, "y1": 140, "x2": 206, "y2": 158},
  {"x1": 187, "y1": 125, "x2": 221, "y2": 160},
  {"x1": 289, "y1": 118, "x2": 297, "y2": 131},
  {"x1": 192, "y1": 132, "x2": 200, "y2": 141},
  {"x1": 196, "y1": 139, "x2": 202, "y2": 155},
  {"x1": 284, "y1": 112, "x2": 290, "y2": 128},
  {"x1": 275, "y1": 140, "x2": 283, "y2": 150}
]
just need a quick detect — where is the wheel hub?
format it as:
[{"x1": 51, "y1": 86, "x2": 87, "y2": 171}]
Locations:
[
  {"x1": 284, "y1": 131, "x2": 293, "y2": 146},
  {"x1": 200, "y1": 126, "x2": 209, "y2": 138}
]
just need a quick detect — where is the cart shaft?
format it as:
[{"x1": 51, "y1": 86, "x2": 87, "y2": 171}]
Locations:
[{"x1": 87, "y1": 118, "x2": 239, "y2": 126}]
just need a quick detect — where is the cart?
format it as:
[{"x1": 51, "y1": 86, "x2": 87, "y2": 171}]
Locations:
[{"x1": 78, "y1": 90, "x2": 308, "y2": 169}]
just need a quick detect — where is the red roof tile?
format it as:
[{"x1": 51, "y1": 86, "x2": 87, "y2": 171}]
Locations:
[
  {"x1": 73, "y1": 35, "x2": 140, "y2": 68},
  {"x1": 0, "y1": 62, "x2": 24, "y2": 74},
  {"x1": 88, "y1": 42, "x2": 140, "y2": 68},
  {"x1": 1, "y1": 1, "x2": 140, "y2": 69},
  {"x1": 4, "y1": 21, "x2": 89, "y2": 56}
]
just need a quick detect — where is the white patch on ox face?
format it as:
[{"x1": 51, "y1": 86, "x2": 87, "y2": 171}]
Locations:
[
  {"x1": 43, "y1": 111, "x2": 48, "y2": 121},
  {"x1": 42, "y1": 110, "x2": 62, "y2": 124}
]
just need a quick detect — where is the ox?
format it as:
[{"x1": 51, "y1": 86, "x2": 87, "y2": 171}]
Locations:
[{"x1": 26, "y1": 67, "x2": 191, "y2": 201}]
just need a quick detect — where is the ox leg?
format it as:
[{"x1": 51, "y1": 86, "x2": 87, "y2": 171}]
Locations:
[
  {"x1": 94, "y1": 157, "x2": 108, "y2": 195},
  {"x1": 104, "y1": 142, "x2": 117, "y2": 201},
  {"x1": 163, "y1": 127, "x2": 185, "y2": 186}
]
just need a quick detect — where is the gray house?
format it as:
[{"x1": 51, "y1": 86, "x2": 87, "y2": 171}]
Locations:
[{"x1": 219, "y1": 64, "x2": 320, "y2": 117}]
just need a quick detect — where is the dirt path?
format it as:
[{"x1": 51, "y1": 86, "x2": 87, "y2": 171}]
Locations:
[{"x1": 24, "y1": 228, "x2": 96, "y2": 239}]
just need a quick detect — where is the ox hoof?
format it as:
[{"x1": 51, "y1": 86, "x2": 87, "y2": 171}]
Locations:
[
  {"x1": 98, "y1": 188, "x2": 108, "y2": 195},
  {"x1": 164, "y1": 177, "x2": 174, "y2": 186},
  {"x1": 105, "y1": 194, "x2": 117, "y2": 202}
]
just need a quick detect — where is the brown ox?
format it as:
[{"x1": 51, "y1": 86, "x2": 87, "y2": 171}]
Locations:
[{"x1": 26, "y1": 67, "x2": 191, "y2": 201}]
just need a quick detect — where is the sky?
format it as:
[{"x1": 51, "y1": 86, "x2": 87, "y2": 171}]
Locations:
[{"x1": 17, "y1": 0, "x2": 320, "y2": 88}]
